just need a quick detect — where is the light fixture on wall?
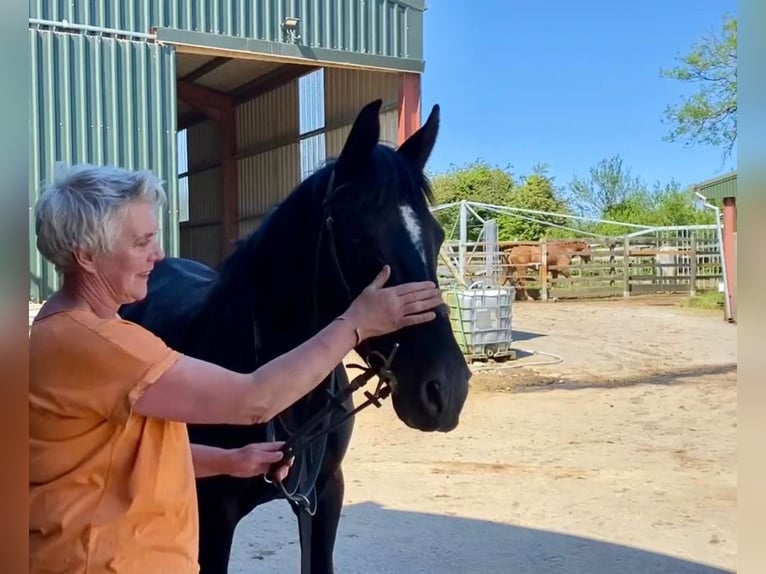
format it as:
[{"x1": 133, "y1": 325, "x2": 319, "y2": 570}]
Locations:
[{"x1": 282, "y1": 17, "x2": 301, "y2": 42}]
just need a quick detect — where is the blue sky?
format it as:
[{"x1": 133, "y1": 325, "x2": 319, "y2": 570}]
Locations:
[{"x1": 419, "y1": 0, "x2": 737, "y2": 192}]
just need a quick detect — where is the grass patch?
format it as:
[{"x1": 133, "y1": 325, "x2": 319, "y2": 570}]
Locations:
[{"x1": 685, "y1": 290, "x2": 724, "y2": 310}]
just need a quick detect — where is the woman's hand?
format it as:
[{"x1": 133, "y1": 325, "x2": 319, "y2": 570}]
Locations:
[
  {"x1": 342, "y1": 265, "x2": 444, "y2": 341},
  {"x1": 224, "y1": 442, "x2": 293, "y2": 480}
]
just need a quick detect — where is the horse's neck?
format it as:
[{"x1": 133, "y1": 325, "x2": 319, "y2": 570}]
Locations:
[{"x1": 205, "y1": 192, "x2": 329, "y2": 364}]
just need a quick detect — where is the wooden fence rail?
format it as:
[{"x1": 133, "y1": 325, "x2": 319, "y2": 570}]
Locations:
[{"x1": 438, "y1": 234, "x2": 723, "y2": 301}]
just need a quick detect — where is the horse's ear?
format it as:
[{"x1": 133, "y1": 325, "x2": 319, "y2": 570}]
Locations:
[
  {"x1": 397, "y1": 104, "x2": 440, "y2": 171},
  {"x1": 335, "y1": 99, "x2": 382, "y2": 180}
]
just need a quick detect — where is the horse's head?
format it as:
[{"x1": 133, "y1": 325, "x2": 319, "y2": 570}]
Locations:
[
  {"x1": 567, "y1": 240, "x2": 592, "y2": 263},
  {"x1": 577, "y1": 243, "x2": 592, "y2": 263},
  {"x1": 318, "y1": 99, "x2": 470, "y2": 432},
  {"x1": 579, "y1": 242, "x2": 593, "y2": 263}
]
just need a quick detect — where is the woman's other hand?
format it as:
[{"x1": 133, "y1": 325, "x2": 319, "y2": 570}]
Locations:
[{"x1": 225, "y1": 442, "x2": 293, "y2": 480}]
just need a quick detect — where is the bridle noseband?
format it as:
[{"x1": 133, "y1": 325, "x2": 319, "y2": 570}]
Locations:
[{"x1": 262, "y1": 168, "x2": 400, "y2": 513}]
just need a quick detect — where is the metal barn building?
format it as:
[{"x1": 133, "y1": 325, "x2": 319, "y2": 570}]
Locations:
[
  {"x1": 692, "y1": 171, "x2": 737, "y2": 322},
  {"x1": 29, "y1": 0, "x2": 426, "y2": 302}
]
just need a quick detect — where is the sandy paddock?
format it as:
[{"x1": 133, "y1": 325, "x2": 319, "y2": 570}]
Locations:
[{"x1": 228, "y1": 295, "x2": 736, "y2": 573}]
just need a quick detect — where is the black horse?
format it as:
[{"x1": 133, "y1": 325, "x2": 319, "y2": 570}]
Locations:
[{"x1": 120, "y1": 99, "x2": 471, "y2": 573}]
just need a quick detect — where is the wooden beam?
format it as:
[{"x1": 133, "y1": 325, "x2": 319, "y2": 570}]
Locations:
[
  {"x1": 176, "y1": 80, "x2": 232, "y2": 121},
  {"x1": 230, "y1": 64, "x2": 319, "y2": 103},
  {"x1": 177, "y1": 110, "x2": 207, "y2": 131},
  {"x1": 175, "y1": 80, "x2": 239, "y2": 260},
  {"x1": 182, "y1": 57, "x2": 231, "y2": 82}
]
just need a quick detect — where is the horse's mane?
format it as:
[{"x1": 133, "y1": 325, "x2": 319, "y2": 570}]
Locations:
[
  {"x1": 323, "y1": 143, "x2": 436, "y2": 208},
  {"x1": 212, "y1": 142, "x2": 435, "y2": 289}
]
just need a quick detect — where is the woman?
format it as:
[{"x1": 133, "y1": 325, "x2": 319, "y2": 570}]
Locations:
[{"x1": 29, "y1": 164, "x2": 444, "y2": 573}]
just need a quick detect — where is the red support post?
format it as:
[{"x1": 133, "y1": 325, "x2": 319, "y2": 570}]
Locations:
[
  {"x1": 398, "y1": 72, "x2": 421, "y2": 144},
  {"x1": 722, "y1": 197, "x2": 736, "y2": 321}
]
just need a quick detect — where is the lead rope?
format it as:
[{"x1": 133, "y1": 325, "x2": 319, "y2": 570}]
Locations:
[{"x1": 261, "y1": 170, "x2": 347, "y2": 514}]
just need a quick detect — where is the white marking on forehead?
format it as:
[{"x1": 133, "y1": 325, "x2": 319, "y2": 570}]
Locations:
[{"x1": 399, "y1": 203, "x2": 427, "y2": 266}]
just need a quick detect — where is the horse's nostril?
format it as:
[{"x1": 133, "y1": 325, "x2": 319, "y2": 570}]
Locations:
[{"x1": 423, "y1": 379, "x2": 444, "y2": 414}]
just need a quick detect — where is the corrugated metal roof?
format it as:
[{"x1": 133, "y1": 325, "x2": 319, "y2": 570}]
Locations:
[
  {"x1": 692, "y1": 171, "x2": 737, "y2": 201},
  {"x1": 30, "y1": 0, "x2": 425, "y2": 64},
  {"x1": 29, "y1": 28, "x2": 179, "y2": 303}
]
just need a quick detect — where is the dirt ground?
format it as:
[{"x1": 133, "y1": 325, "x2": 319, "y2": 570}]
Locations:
[{"x1": 231, "y1": 295, "x2": 736, "y2": 573}]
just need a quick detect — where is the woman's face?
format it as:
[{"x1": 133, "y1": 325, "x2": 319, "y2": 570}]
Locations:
[{"x1": 81, "y1": 200, "x2": 165, "y2": 305}]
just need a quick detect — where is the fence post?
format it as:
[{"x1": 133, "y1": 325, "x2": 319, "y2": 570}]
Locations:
[
  {"x1": 484, "y1": 219, "x2": 499, "y2": 285},
  {"x1": 458, "y1": 200, "x2": 468, "y2": 284},
  {"x1": 540, "y1": 239, "x2": 548, "y2": 301},
  {"x1": 608, "y1": 242, "x2": 616, "y2": 286},
  {"x1": 689, "y1": 235, "x2": 697, "y2": 297},
  {"x1": 622, "y1": 235, "x2": 631, "y2": 298}
]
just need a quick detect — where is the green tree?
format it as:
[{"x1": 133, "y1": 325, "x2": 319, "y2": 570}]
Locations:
[
  {"x1": 660, "y1": 14, "x2": 737, "y2": 158},
  {"x1": 430, "y1": 161, "x2": 571, "y2": 241},
  {"x1": 597, "y1": 190, "x2": 655, "y2": 235},
  {"x1": 567, "y1": 155, "x2": 646, "y2": 218},
  {"x1": 503, "y1": 171, "x2": 570, "y2": 240},
  {"x1": 651, "y1": 180, "x2": 716, "y2": 226},
  {"x1": 570, "y1": 158, "x2": 716, "y2": 235},
  {"x1": 430, "y1": 160, "x2": 517, "y2": 241}
]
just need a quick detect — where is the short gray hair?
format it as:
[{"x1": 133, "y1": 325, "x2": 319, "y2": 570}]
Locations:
[{"x1": 34, "y1": 163, "x2": 167, "y2": 273}]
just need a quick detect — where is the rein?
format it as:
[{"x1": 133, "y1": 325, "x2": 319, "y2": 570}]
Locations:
[{"x1": 261, "y1": 169, "x2": 399, "y2": 514}]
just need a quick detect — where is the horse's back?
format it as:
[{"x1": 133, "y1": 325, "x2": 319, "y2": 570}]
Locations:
[
  {"x1": 505, "y1": 245, "x2": 538, "y2": 265},
  {"x1": 119, "y1": 257, "x2": 217, "y2": 348}
]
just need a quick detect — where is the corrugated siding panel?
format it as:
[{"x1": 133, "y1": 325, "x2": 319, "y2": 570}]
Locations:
[
  {"x1": 180, "y1": 225, "x2": 223, "y2": 268},
  {"x1": 324, "y1": 67, "x2": 400, "y2": 132},
  {"x1": 379, "y1": 108, "x2": 399, "y2": 147},
  {"x1": 186, "y1": 118, "x2": 221, "y2": 169},
  {"x1": 29, "y1": 28, "x2": 178, "y2": 303},
  {"x1": 237, "y1": 142, "x2": 300, "y2": 228},
  {"x1": 237, "y1": 80, "x2": 299, "y2": 152},
  {"x1": 238, "y1": 216, "x2": 267, "y2": 240},
  {"x1": 235, "y1": 77, "x2": 301, "y2": 239},
  {"x1": 179, "y1": 118, "x2": 223, "y2": 262},
  {"x1": 325, "y1": 108, "x2": 398, "y2": 158},
  {"x1": 300, "y1": 134, "x2": 326, "y2": 180},
  {"x1": 30, "y1": 0, "x2": 424, "y2": 61},
  {"x1": 187, "y1": 167, "x2": 223, "y2": 223},
  {"x1": 696, "y1": 173, "x2": 737, "y2": 201}
]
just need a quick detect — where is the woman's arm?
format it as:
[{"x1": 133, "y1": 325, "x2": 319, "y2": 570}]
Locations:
[
  {"x1": 191, "y1": 444, "x2": 237, "y2": 478},
  {"x1": 190, "y1": 443, "x2": 289, "y2": 479},
  {"x1": 133, "y1": 265, "x2": 443, "y2": 426},
  {"x1": 134, "y1": 312, "x2": 360, "y2": 424}
]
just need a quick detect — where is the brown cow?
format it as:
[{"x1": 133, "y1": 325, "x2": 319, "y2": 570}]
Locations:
[{"x1": 501, "y1": 240, "x2": 592, "y2": 300}]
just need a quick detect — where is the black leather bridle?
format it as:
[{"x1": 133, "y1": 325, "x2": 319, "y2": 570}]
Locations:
[{"x1": 261, "y1": 169, "x2": 399, "y2": 514}]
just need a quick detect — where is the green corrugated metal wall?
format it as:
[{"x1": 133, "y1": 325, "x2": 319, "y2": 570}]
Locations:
[
  {"x1": 693, "y1": 172, "x2": 737, "y2": 202},
  {"x1": 29, "y1": 28, "x2": 179, "y2": 303},
  {"x1": 29, "y1": 0, "x2": 424, "y2": 62}
]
